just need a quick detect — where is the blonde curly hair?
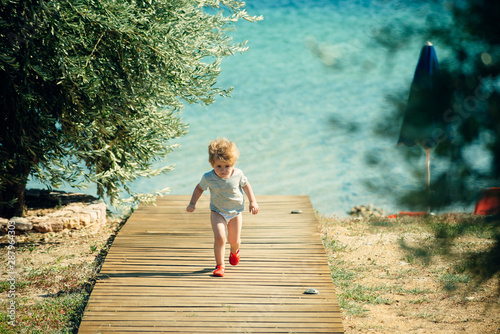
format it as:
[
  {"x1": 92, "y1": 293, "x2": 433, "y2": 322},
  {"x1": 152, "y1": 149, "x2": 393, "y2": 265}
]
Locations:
[{"x1": 208, "y1": 138, "x2": 240, "y2": 166}]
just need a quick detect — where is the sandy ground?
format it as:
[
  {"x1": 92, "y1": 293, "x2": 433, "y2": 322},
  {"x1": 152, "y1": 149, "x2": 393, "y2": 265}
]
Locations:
[
  {"x1": 2, "y1": 220, "x2": 118, "y2": 300},
  {"x1": 0, "y1": 210, "x2": 122, "y2": 333},
  {"x1": 319, "y1": 214, "x2": 500, "y2": 333}
]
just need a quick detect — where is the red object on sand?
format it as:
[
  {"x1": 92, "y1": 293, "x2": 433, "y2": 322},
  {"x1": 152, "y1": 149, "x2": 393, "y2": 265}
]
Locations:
[
  {"x1": 388, "y1": 211, "x2": 428, "y2": 218},
  {"x1": 399, "y1": 211, "x2": 428, "y2": 217},
  {"x1": 474, "y1": 187, "x2": 500, "y2": 215}
]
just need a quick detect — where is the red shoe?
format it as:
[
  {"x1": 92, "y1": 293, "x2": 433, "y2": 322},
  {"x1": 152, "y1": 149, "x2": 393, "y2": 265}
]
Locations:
[
  {"x1": 229, "y1": 250, "x2": 240, "y2": 266},
  {"x1": 213, "y1": 265, "x2": 225, "y2": 277}
]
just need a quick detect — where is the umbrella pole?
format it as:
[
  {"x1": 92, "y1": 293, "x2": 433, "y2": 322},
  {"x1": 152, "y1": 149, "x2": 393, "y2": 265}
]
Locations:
[
  {"x1": 426, "y1": 148, "x2": 431, "y2": 212},
  {"x1": 425, "y1": 148, "x2": 431, "y2": 188}
]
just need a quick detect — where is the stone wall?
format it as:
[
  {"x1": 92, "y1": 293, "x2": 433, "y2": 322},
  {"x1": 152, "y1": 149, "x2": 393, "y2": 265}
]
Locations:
[{"x1": 0, "y1": 190, "x2": 107, "y2": 234}]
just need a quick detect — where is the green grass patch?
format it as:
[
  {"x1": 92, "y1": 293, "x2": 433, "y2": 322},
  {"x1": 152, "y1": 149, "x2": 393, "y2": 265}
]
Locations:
[
  {"x1": 408, "y1": 297, "x2": 429, "y2": 304},
  {"x1": 429, "y1": 215, "x2": 496, "y2": 239},
  {"x1": 339, "y1": 300, "x2": 369, "y2": 316},
  {"x1": 323, "y1": 239, "x2": 348, "y2": 252},
  {"x1": 368, "y1": 219, "x2": 396, "y2": 228},
  {"x1": 329, "y1": 265, "x2": 355, "y2": 288},
  {"x1": 341, "y1": 283, "x2": 392, "y2": 305},
  {"x1": 440, "y1": 272, "x2": 471, "y2": 291},
  {"x1": 17, "y1": 292, "x2": 87, "y2": 334},
  {"x1": 0, "y1": 279, "x2": 30, "y2": 293},
  {"x1": 22, "y1": 264, "x2": 91, "y2": 292}
]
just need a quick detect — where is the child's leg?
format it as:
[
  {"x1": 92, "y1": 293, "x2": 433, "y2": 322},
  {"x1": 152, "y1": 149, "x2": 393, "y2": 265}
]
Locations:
[
  {"x1": 210, "y1": 211, "x2": 227, "y2": 266},
  {"x1": 227, "y1": 213, "x2": 242, "y2": 254}
]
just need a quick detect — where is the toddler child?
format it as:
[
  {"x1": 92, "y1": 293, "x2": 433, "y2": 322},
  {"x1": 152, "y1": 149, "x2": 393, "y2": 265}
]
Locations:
[{"x1": 186, "y1": 138, "x2": 259, "y2": 277}]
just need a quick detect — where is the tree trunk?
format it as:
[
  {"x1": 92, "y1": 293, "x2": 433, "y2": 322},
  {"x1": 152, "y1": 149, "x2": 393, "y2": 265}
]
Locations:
[{"x1": 0, "y1": 179, "x2": 28, "y2": 218}]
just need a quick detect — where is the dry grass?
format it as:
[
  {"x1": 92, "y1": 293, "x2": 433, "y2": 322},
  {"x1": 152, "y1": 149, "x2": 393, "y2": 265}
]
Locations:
[
  {"x1": 0, "y1": 217, "x2": 123, "y2": 333},
  {"x1": 318, "y1": 213, "x2": 500, "y2": 333}
]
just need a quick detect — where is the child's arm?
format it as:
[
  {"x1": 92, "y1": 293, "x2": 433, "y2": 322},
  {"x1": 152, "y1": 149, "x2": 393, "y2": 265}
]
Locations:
[
  {"x1": 186, "y1": 184, "x2": 204, "y2": 212},
  {"x1": 242, "y1": 182, "x2": 259, "y2": 215}
]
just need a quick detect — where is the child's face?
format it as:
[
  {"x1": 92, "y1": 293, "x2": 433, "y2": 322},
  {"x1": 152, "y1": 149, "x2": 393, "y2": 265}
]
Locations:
[{"x1": 212, "y1": 159, "x2": 234, "y2": 179}]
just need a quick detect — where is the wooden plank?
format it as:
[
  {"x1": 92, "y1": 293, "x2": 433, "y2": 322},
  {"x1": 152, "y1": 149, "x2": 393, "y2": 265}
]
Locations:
[
  {"x1": 78, "y1": 326, "x2": 345, "y2": 333},
  {"x1": 78, "y1": 195, "x2": 344, "y2": 333}
]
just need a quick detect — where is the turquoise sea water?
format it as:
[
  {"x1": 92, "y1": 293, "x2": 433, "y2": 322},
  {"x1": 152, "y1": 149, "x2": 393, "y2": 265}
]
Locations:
[
  {"x1": 139, "y1": 0, "x2": 471, "y2": 217},
  {"x1": 30, "y1": 1, "x2": 477, "y2": 216}
]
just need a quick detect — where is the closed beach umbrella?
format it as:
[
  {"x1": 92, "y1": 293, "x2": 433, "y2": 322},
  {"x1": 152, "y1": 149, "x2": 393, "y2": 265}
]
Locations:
[{"x1": 397, "y1": 42, "x2": 453, "y2": 187}]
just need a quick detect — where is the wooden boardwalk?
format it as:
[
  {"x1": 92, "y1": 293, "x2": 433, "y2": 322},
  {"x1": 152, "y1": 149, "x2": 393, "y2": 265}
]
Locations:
[{"x1": 78, "y1": 195, "x2": 344, "y2": 333}]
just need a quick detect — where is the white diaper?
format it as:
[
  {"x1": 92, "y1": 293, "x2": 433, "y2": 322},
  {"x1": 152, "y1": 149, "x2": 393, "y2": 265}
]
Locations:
[{"x1": 213, "y1": 210, "x2": 241, "y2": 223}]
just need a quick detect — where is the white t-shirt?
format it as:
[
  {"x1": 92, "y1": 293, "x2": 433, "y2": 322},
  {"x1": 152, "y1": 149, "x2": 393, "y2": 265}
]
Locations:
[{"x1": 199, "y1": 167, "x2": 248, "y2": 216}]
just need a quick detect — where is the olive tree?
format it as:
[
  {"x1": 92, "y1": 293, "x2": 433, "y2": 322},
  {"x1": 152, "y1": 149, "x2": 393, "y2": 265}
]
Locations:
[{"x1": 0, "y1": 0, "x2": 261, "y2": 217}]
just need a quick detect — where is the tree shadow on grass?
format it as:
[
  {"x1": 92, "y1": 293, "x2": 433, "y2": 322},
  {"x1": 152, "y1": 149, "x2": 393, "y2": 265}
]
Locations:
[{"x1": 396, "y1": 214, "x2": 500, "y2": 296}]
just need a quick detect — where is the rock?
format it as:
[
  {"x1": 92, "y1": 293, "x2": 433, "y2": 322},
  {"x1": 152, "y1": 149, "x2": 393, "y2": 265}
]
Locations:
[
  {"x1": 62, "y1": 214, "x2": 91, "y2": 229},
  {"x1": 0, "y1": 189, "x2": 107, "y2": 235},
  {"x1": 347, "y1": 204, "x2": 385, "y2": 218},
  {"x1": 10, "y1": 216, "x2": 29, "y2": 223},
  {"x1": 9, "y1": 217, "x2": 33, "y2": 232},
  {"x1": 0, "y1": 218, "x2": 9, "y2": 234},
  {"x1": 48, "y1": 202, "x2": 106, "y2": 230},
  {"x1": 32, "y1": 218, "x2": 64, "y2": 233}
]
